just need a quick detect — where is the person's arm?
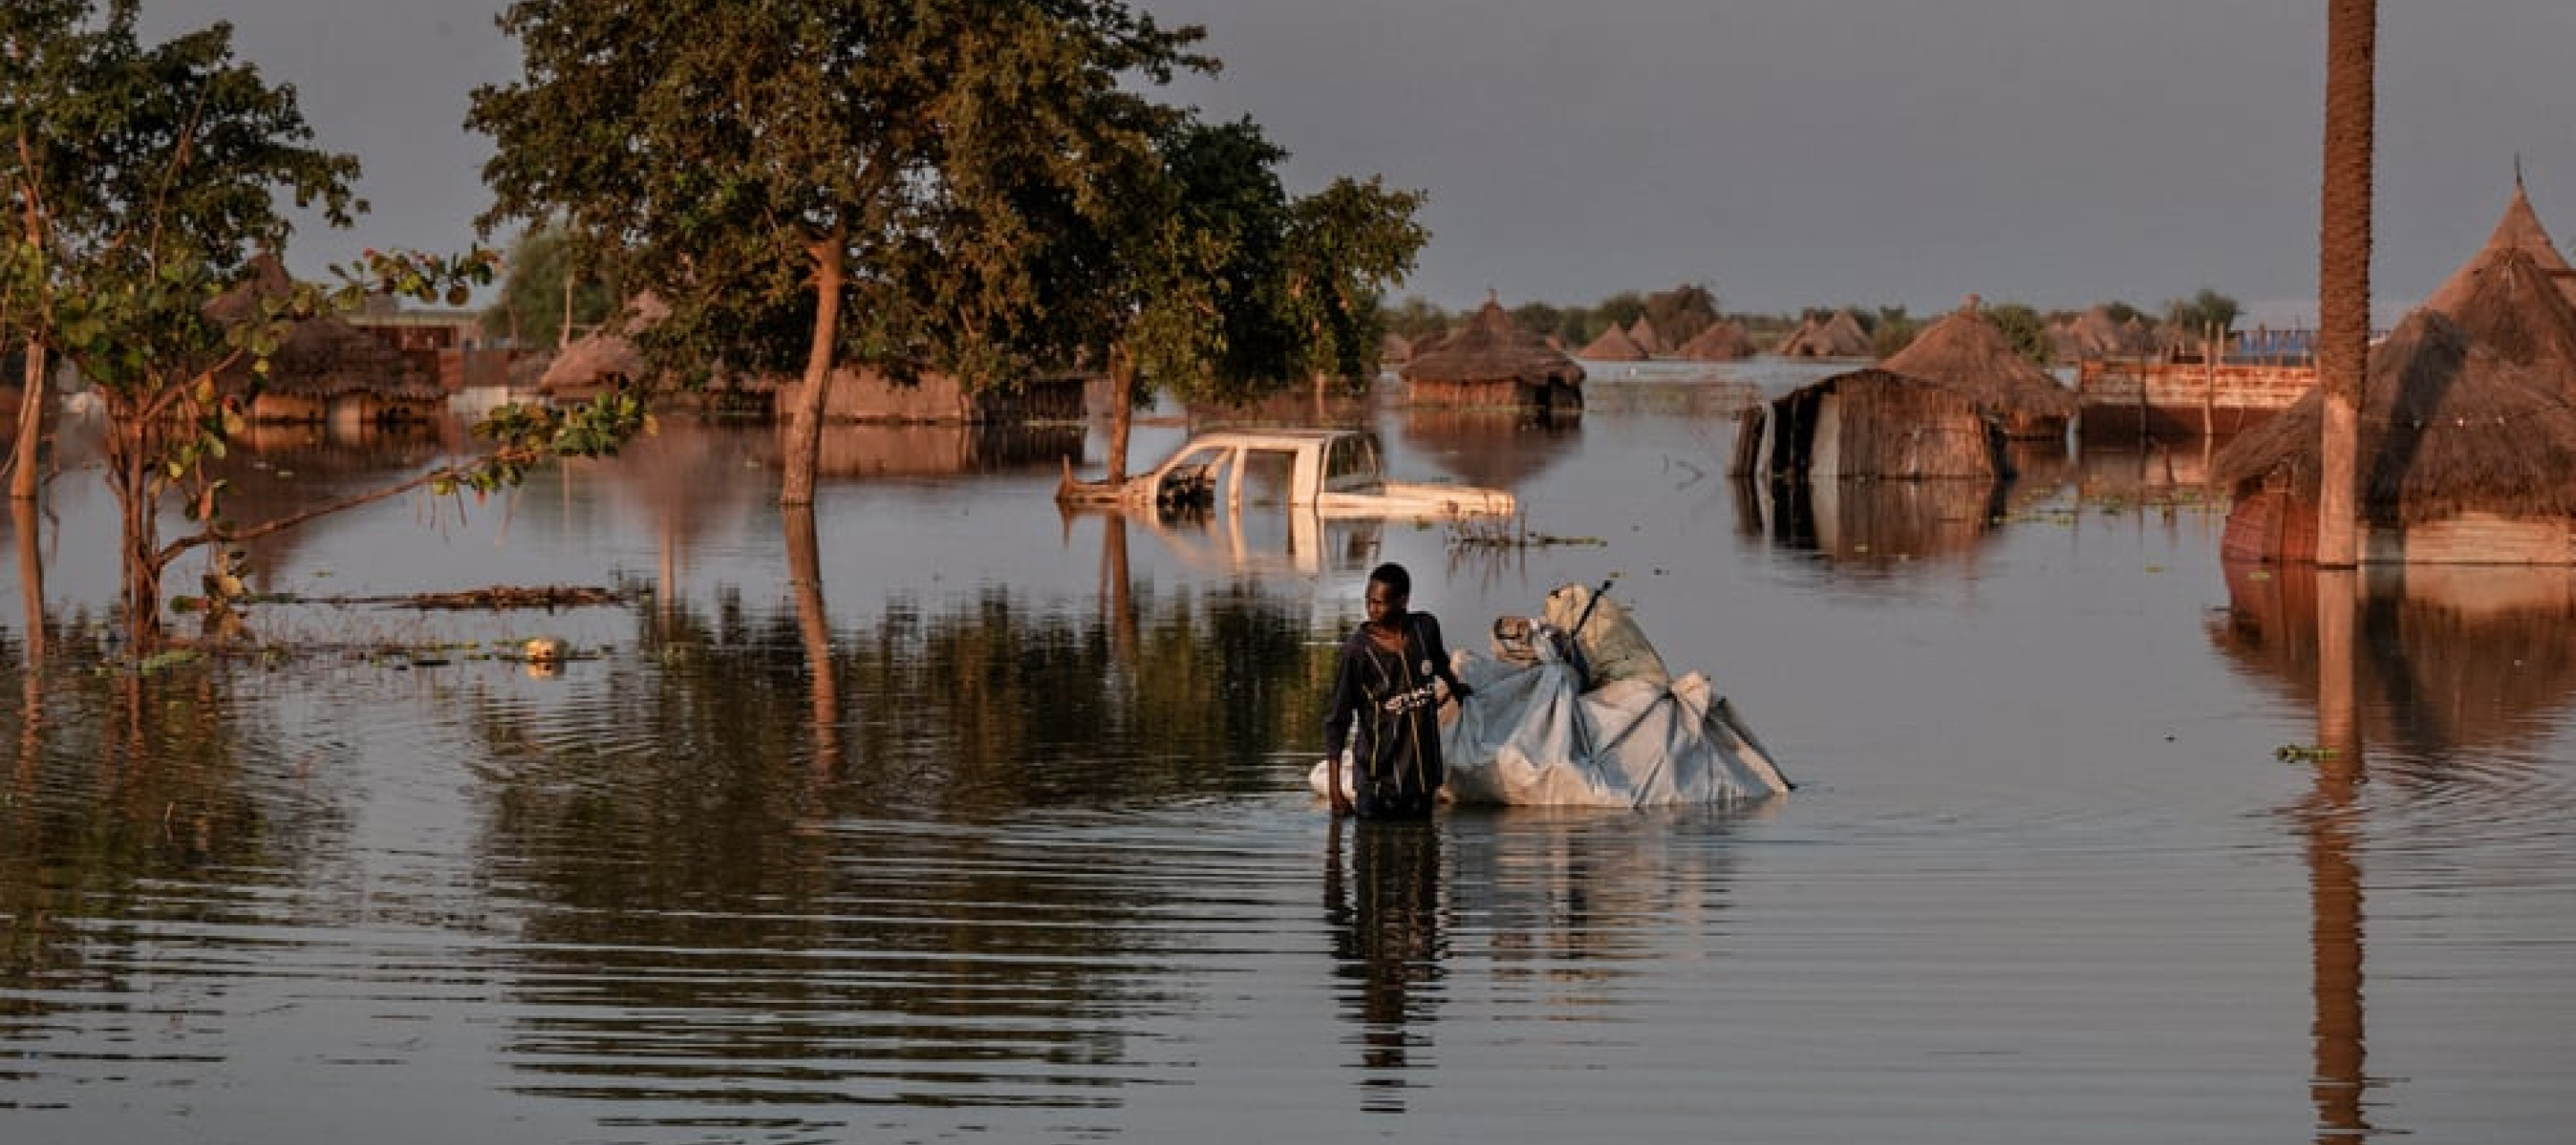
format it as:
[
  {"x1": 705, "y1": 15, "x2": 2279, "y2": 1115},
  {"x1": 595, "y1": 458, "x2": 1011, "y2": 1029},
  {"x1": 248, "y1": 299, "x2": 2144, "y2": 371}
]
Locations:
[
  {"x1": 1419, "y1": 614, "x2": 1471, "y2": 701},
  {"x1": 1321, "y1": 636, "x2": 1360, "y2": 812}
]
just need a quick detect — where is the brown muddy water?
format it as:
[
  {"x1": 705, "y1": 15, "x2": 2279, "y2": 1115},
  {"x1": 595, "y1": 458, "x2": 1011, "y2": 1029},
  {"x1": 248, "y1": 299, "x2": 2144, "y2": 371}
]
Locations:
[{"x1": 5, "y1": 360, "x2": 2574, "y2": 1144}]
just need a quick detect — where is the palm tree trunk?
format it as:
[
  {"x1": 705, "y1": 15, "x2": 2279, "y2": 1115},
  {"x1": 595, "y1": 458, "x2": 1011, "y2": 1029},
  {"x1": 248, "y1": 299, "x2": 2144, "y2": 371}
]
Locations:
[
  {"x1": 780, "y1": 230, "x2": 846, "y2": 508},
  {"x1": 2315, "y1": 0, "x2": 2375, "y2": 567}
]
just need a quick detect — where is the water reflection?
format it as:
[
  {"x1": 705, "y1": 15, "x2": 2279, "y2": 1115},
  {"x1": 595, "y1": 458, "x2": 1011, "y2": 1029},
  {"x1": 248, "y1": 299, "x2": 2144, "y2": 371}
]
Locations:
[
  {"x1": 1324, "y1": 818, "x2": 1445, "y2": 1113},
  {"x1": 1736, "y1": 474, "x2": 2010, "y2": 571},
  {"x1": 1396, "y1": 409, "x2": 1582, "y2": 490}
]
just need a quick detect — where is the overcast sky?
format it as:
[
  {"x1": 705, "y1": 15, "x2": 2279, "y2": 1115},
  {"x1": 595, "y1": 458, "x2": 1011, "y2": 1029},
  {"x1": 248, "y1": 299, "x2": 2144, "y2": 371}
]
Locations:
[{"x1": 148, "y1": 0, "x2": 2576, "y2": 324}]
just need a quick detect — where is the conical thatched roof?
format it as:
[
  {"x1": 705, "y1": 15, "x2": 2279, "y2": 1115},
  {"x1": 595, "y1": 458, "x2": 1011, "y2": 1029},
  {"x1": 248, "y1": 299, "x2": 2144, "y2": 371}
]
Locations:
[
  {"x1": 1400, "y1": 297, "x2": 1585, "y2": 387},
  {"x1": 1774, "y1": 308, "x2": 1871, "y2": 358},
  {"x1": 2211, "y1": 308, "x2": 2576, "y2": 526},
  {"x1": 1625, "y1": 316, "x2": 1666, "y2": 356},
  {"x1": 2423, "y1": 179, "x2": 2576, "y2": 317},
  {"x1": 2438, "y1": 246, "x2": 2576, "y2": 377},
  {"x1": 1675, "y1": 319, "x2": 1754, "y2": 361},
  {"x1": 1579, "y1": 323, "x2": 1649, "y2": 361},
  {"x1": 1880, "y1": 298, "x2": 2079, "y2": 421}
]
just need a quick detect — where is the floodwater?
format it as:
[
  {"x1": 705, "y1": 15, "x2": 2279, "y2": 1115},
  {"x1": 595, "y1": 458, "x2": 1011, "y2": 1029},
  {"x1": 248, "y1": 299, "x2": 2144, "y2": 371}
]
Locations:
[{"x1": 4, "y1": 360, "x2": 2574, "y2": 1144}]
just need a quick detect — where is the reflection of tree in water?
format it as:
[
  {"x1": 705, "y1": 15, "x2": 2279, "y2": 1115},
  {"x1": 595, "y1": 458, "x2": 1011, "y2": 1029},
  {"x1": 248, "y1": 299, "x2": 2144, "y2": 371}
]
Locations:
[
  {"x1": 464, "y1": 583, "x2": 1338, "y2": 1117},
  {"x1": 1323, "y1": 817, "x2": 1445, "y2": 1113},
  {"x1": 1, "y1": 649, "x2": 338, "y2": 1009}
]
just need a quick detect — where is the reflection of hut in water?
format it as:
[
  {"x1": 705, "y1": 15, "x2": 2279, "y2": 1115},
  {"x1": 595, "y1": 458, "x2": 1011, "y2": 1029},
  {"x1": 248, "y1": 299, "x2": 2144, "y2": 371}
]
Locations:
[
  {"x1": 1395, "y1": 408, "x2": 1580, "y2": 490},
  {"x1": 1880, "y1": 296, "x2": 2080, "y2": 440},
  {"x1": 778, "y1": 364, "x2": 1089, "y2": 425},
  {"x1": 1738, "y1": 469, "x2": 2009, "y2": 570},
  {"x1": 790, "y1": 421, "x2": 1086, "y2": 477},
  {"x1": 1578, "y1": 323, "x2": 1649, "y2": 362},
  {"x1": 2211, "y1": 561, "x2": 2576, "y2": 759},
  {"x1": 1772, "y1": 309, "x2": 1872, "y2": 359},
  {"x1": 1400, "y1": 296, "x2": 1586, "y2": 415},
  {"x1": 1731, "y1": 368, "x2": 2008, "y2": 483},
  {"x1": 1674, "y1": 319, "x2": 1755, "y2": 361},
  {"x1": 210, "y1": 256, "x2": 442, "y2": 426},
  {"x1": 2212, "y1": 286, "x2": 2576, "y2": 564}
]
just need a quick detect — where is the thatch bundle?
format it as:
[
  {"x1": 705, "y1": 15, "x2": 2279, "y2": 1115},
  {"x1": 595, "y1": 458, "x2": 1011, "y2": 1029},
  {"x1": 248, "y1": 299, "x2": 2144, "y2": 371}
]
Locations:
[
  {"x1": 1880, "y1": 298, "x2": 2078, "y2": 437},
  {"x1": 1674, "y1": 319, "x2": 1754, "y2": 361},
  {"x1": 1579, "y1": 323, "x2": 1649, "y2": 361},
  {"x1": 2210, "y1": 309, "x2": 2576, "y2": 529}
]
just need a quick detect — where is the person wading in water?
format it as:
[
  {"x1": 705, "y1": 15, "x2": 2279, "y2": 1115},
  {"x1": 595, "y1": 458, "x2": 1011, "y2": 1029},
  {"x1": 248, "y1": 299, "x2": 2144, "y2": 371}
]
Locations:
[{"x1": 1323, "y1": 562, "x2": 1473, "y2": 819}]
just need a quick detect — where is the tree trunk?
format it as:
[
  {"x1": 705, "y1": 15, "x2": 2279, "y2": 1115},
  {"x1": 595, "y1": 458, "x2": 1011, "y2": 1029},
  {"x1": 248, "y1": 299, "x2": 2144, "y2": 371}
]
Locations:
[
  {"x1": 2316, "y1": 0, "x2": 2375, "y2": 568},
  {"x1": 1105, "y1": 343, "x2": 1136, "y2": 485},
  {"x1": 11, "y1": 344, "x2": 42, "y2": 501},
  {"x1": 780, "y1": 231, "x2": 846, "y2": 508},
  {"x1": 105, "y1": 410, "x2": 166, "y2": 644},
  {"x1": 784, "y1": 504, "x2": 839, "y2": 780},
  {"x1": 12, "y1": 494, "x2": 41, "y2": 668}
]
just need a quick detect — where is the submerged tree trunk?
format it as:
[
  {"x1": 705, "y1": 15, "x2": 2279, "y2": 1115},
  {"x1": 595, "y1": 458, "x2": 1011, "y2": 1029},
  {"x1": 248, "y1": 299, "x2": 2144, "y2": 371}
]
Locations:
[
  {"x1": 2316, "y1": 0, "x2": 2376, "y2": 567},
  {"x1": 104, "y1": 405, "x2": 166, "y2": 644},
  {"x1": 780, "y1": 230, "x2": 847, "y2": 509},
  {"x1": 784, "y1": 504, "x2": 839, "y2": 779},
  {"x1": 1105, "y1": 344, "x2": 1137, "y2": 485},
  {"x1": 11, "y1": 344, "x2": 43, "y2": 501},
  {"x1": 13, "y1": 494, "x2": 41, "y2": 669}
]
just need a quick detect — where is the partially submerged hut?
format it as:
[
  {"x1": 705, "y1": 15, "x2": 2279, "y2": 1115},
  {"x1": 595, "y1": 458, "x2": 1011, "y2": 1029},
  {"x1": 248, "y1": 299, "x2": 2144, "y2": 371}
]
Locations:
[
  {"x1": 1772, "y1": 309, "x2": 1872, "y2": 359},
  {"x1": 1880, "y1": 297, "x2": 2080, "y2": 439},
  {"x1": 1674, "y1": 319, "x2": 1755, "y2": 361},
  {"x1": 2420, "y1": 189, "x2": 2576, "y2": 381},
  {"x1": 1731, "y1": 368, "x2": 2007, "y2": 483},
  {"x1": 1578, "y1": 323, "x2": 1649, "y2": 361},
  {"x1": 1625, "y1": 317, "x2": 1667, "y2": 357},
  {"x1": 2211, "y1": 304, "x2": 2576, "y2": 564},
  {"x1": 1400, "y1": 296, "x2": 1586, "y2": 414},
  {"x1": 209, "y1": 256, "x2": 441, "y2": 426}
]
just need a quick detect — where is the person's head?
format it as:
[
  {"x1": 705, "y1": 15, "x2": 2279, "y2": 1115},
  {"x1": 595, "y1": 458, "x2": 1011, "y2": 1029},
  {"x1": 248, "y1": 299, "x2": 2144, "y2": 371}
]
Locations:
[{"x1": 1366, "y1": 563, "x2": 1411, "y2": 628}]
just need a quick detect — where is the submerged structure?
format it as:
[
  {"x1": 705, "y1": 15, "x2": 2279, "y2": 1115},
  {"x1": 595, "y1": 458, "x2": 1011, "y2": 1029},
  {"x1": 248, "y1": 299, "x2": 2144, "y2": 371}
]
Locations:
[
  {"x1": 1401, "y1": 296, "x2": 1586, "y2": 415},
  {"x1": 1731, "y1": 368, "x2": 2009, "y2": 483},
  {"x1": 1879, "y1": 297, "x2": 2080, "y2": 440}
]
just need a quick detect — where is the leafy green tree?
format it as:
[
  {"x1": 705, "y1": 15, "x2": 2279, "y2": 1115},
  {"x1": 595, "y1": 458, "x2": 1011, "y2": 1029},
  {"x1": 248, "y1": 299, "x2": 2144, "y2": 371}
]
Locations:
[
  {"x1": 471, "y1": 0, "x2": 1213, "y2": 507},
  {"x1": 1276, "y1": 177, "x2": 1428, "y2": 403},
  {"x1": 2165, "y1": 287, "x2": 2242, "y2": 337},
  {"x1": 1381, "y1": 297, "x2": 1453, "y2": 341},
  {"x1": 1983, "y1": 301, "x2": 2054, "y2": 366},
  {"x1": 1644, "y1": 283, "x2": 1722, "y2": 347},
  {"x1": 480, "y1": 225, "x2": 617, "y2": 349},
  {"x1": 0, "y1": 1, "x2": 642, "y2": 644}
]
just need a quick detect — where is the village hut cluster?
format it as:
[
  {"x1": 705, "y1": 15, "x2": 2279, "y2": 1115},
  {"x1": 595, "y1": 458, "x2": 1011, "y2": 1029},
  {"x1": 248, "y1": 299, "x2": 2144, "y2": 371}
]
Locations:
[{"x1": 2211, "y1": 179, "x2": 2576, "y2": 565}]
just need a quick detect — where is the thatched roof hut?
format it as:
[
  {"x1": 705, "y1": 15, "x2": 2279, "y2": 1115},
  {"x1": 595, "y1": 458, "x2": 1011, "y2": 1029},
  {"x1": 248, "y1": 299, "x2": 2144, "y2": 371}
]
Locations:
[
  {"x1": 2421, "y1": 220, "x2": 2576, "y2": 380},
  {"x1": 1674, "y1": 319, "x2": 1754, "y2": 361},
  {"x1": 2052, "y1": 305, "x2": 2158, "y2": 360},
  {"x1": 1625, "y1": 316, "x2": 1667, "y2": 356},
  {"x1": 2211, "y1": 306, "x2": 2576, "y2": 564},
  {"x1": 1773, "y1": 309, "x2": 1872, "y2": 359},
  {"x1": 1578, "y1": 323, "x2": 1649, "y2": 361},
  {"x1": 1400, "y1": 296, "x2": 1586, "y2": 414},
  {"x1": 1879, "y1": 297, "x2": 2079, "y2": 439},
  {"x1": 2423, "y1": 177, "x2": 2576, "y2": 318},
  {"x1": 208, "y1": 255, "x2": 439, "y2": 423},
  {"x1": 1377, "y1": 331, "x2": 1416, "y2": 367},
  {"x1": 538, "y1": 329, "x2": 649, "y2": 402},
  {"x1": 1731, "y1": 368, "x2": 2007, "y2": 483}
]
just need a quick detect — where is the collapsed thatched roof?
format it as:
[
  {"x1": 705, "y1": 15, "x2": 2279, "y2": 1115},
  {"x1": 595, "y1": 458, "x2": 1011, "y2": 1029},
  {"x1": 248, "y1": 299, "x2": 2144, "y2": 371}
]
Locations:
[
  {"x1": 1880, "y1": 299, "x2": 2080, "y2": 420},
  {"x1": 2210, "y1": 308, "x2": 2576, "y2": 525},
  {"x1": 208, "y1": 254, "x2": 435, "y2": 401},
  {"x1": 2423, "y1": 179, "x2": 2576, "y2": 318},
  {"x1": 1579, "y1": 323, "x2": 1649, "y2": 361},
  {"x1": 538, "y1": 330, "x2": 647, "y2": 394},
  {"x1": 1675, "y1": 319, "x2": 1754, "y2": 361},
  {"x1": 1774, "y1": 309, "x2": 1871, "y2": 358},
  {"x1": 1400, "y1": 297, "x2": 1585, "y2": 387}
]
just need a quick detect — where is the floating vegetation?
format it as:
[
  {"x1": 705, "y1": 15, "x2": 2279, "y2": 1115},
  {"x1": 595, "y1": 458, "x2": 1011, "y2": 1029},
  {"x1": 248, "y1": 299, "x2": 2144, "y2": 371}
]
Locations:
[
  {"x1": 2275, "y1": 743, "x2": 2341, "y2": 763},
  {"x1": 267, "y1": 583, "x2": 640, "y2": 611},
  {"x1": 1448, "y1": 515, "x2": 1608, "y2": 550}
]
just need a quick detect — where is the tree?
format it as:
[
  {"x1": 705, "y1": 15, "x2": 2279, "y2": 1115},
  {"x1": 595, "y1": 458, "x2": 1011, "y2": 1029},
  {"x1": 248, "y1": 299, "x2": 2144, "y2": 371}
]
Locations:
[
  {"x1": 1644, "y1": 283, "x2": 1722, "y2": 347},
  {"x1": 1276, "y1": 177, "x2": 1428, "y2": 406},
  {"x1": 2165, "y1": 287, "x2": 2243, "y2": 340},
  {"x1": 1983, "y1": 302, "x2": 2053, "y2": 366},
  {"x1": 2316, "y1": 0, "x2": 2374, "y2": 567},
  {"x1": 471, "y1": 0, "x2": 1215, "y2": 507},
  {"x1": 0, "y1": 2, "x2": 644, "y2": 645},
  {"x1": 480, "y1": 225, "x2": 617, "y2": 349}
]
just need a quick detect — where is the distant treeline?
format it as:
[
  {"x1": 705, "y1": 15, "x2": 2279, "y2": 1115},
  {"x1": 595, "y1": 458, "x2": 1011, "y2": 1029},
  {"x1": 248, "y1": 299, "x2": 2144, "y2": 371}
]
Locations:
[{"x1": 1381, "y1": 284, "x2": 2243, "y2": 365}]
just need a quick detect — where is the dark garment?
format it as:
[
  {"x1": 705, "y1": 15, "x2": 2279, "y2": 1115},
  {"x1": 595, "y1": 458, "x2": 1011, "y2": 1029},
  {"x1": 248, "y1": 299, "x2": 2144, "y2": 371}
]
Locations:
[{"x1": 1323, "y1": 613, "x2": 1465, "y2": 819}]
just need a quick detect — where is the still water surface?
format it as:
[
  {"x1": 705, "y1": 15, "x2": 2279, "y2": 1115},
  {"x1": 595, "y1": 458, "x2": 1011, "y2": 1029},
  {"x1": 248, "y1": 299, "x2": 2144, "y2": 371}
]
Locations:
[{"x1": 5, "y1": 360, "x2": 2574, "y2": 1143}]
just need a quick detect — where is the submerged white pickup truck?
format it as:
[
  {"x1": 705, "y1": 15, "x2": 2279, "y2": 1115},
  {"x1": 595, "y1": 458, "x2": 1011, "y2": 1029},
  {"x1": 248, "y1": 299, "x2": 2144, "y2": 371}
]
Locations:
[{"x1": 1060, "y1": 428, "x2": 1516, "y2": 521}]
